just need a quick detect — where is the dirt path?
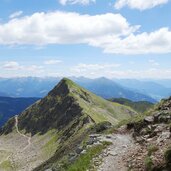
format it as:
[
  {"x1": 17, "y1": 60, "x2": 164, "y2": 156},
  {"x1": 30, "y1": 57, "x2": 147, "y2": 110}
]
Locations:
[
  {"x1": 96, "y1": 134, "x2": 135, "y2": 171},
  {"x1": 15, "y1": 115, "x2": 31, "y2": 151},
  {"x1": 0, "y1": 116, "x2": 57, "y2": 171},
  {"x1": 0, "y1": 116, "x2": 32, "y2": 169}
]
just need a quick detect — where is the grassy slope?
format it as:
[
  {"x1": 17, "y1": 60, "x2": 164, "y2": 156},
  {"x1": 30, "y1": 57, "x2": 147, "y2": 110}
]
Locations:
[
  {"x1": 110, "y1": 98, "x2": 154, "y2": 113},
  {"x1": 65, "y1": 78, "x2": 137, "y2": 124}
]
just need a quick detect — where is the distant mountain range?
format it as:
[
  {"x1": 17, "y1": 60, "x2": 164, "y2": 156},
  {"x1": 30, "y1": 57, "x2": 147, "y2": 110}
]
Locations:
[
  {"x1": 0, "y1": 77, "x2": 170, "y2": 102},
  {"x1": 0, "y1": 77, "x2": 60, "y2": 97},
  {"x1": 0, "y1": 77, "x2": 155, "y2": 102},
  {"x1": 0, "y1": 96, "x2": 39, "y2": 127},
  {"x1": 0, "y1": 92, "x2": 9, "y2": 97},
  {"x1": 72, "y1": 77, "x2": 156, "y2": 102},
  {"x1": 114, "y1": 79, "x2": 171, "y2": 101}
]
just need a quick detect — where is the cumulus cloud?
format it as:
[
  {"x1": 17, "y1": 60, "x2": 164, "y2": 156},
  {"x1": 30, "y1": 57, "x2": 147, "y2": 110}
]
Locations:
[
  {"x1": 114, "y1": 0, "x2": 169, "y2": 10},
  {"x1": 44, "y1": 60, "x2": 62, "y2": 65},
  {"x1": 0, "y1": 11, "x2": 171, "y2": 54},
  {"x1": 0, "y1": 11, "x2": 136, "y2": 45},
  {"x1": 90, "y1": 27, "x2": 171, "y2": 54},
  {"x1": 59, "y1": 0, "x2": 95, "y2": 5},
  {"x1": 9, "y1": 11, "x2": 23, "y2": 19}
]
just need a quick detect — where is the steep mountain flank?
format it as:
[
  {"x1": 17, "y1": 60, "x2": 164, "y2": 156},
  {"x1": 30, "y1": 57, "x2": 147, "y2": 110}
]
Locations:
[
  {"x1": 1, "y1": 78, "x2": 137, "y2": 135},
  {"x1": 0, "y1": 78, "x2": 137, "y2": 171}
]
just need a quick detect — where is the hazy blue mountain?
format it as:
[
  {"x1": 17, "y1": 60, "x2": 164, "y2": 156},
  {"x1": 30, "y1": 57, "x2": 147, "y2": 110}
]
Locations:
[
  {"x1": 0, "y1": 77, "x2": 160, "y2": 102},
  {"x1": 72, "y1": 77, "x2": 156, "y2": 102},
  {"x1": 152, "y1": 79, "x2": 171, "y2": 88},
  {"x1": 0, "y1": 77, "x2": 61, "y2": 97},
  {"x1": 0, "y1": 92, "x2": 9, "y2": 97},
  {"x1": 0, "y1": 96, "x2": 39, "y2": 127},
  {"x1": 114, "y1": 79, "x2": 171, "y2": 101}
]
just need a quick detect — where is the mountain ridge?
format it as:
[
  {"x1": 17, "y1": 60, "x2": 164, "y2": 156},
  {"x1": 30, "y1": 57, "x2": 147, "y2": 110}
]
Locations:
[
  {"x1": 1, "y1": 78, "x2": 137, "y2": 136},
  {"x1": 0, "y1": 77, "x2": 158, "y2": 102}
]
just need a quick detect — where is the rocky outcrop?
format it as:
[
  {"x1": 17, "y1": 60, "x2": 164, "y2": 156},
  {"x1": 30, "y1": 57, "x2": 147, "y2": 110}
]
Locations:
[{"x1": 125, "y1": 97, "x2": 171, "y2": 171}]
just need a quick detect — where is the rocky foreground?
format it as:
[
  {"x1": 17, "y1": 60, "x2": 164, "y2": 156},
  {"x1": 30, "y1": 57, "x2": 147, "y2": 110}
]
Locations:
[
  {"x1": 124, "y1": 97, "x2": 171, "y2": 170},
  {"x1": 83, "y1": 97, "x2": 171, "y2": 171}
]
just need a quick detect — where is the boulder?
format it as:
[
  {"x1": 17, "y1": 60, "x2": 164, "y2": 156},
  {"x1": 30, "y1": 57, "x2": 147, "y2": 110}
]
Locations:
[
  {"x1": 76, "y1": 147, "x2": 83, "y2": 154},
  {"x1": 153, "y1": 112, "x2": 162, "y2": 122},
  {"x1": 86, "y1": 138, "x2": 97, "y2": 145},
  {"x1": 157, "y1": 131, "x2": 170, "y2": 144},
  {"x1": 144, "y1": 116, "x2": 154, "y2": 123},
  {"x1": 158, "y1": 115, "x2": 171, "y2": 123},
  {"x1": 154, "y1": 124, "x2": 166, "y2": 133},
  {"x1": 89, "y1": 134, "x2": 101, "y2": 138}
]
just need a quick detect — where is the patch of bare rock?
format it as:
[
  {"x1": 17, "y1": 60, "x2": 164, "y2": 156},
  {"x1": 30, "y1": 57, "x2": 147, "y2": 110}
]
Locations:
[{"x1": 124, "y1": 98, "x2": 171, "y2": 170}]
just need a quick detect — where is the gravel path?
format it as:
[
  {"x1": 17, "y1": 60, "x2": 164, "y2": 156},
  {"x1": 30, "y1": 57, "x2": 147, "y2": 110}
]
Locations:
[
  {"x1": 0, "y1": 116, "x2": 55, "y2": 171},
  {"x1": 15, "y1": 115, "x2": 31, "y2": 151},
  {"x1": 97, "y1": 134, "x2": 135, "y2": 171}
]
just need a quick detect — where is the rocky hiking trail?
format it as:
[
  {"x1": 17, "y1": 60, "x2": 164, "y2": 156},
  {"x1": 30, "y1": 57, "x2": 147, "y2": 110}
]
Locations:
[
  {"x1": 0, "y1": 115, "x2": 37, "y2": 171},
  {"x1": 89, "y1": 131, "x2": 136, "y2": 171},
  {"x1": 0, "y1": 113, "x2": 56, "y2": 171},
  {"x1": 15, "y1": 115, "x2": 32, "y2": 151},
  {"x1": 0, "y1": 116, "x2": 32, "y2": 165}
]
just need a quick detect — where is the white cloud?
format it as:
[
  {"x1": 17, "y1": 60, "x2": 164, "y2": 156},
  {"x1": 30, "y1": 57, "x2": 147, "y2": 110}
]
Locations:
[
  {"x1": 106, "y1": 69, "x2": 171, "y2": 79},
  {"x1": 114, "y1": 0, "x2": 169, "y2": 10},
  {"x1": 59, "y1": 0, "x2": 95, "y2": 5},
  {"x1": 71, "y1": 64, "x2": 171, "y2": 79},
  {"x1": 2, "y1": 61, "x2": 22, "y2": 70},
  {"x1": 9, "y1": 11, "x2": 23, "y2": 19},
  {"x1": 2, "y1": 61, "x2": 43, "y2": 73},
  {"x1": 148, "y1": 59, "x2": 160, "y2": 66},
  {"x1": 90, "y1": 27, "x2": 171, "y2": 54},
  {"x1": 71, "y1": 63, "x2": 121, "y2": 73},
  {"x1": 0, "y1": 11, "x2": 138, "y2": 45},
  {"x1": 0, "y1": 11, "x2": 171, "y2": 54},
  {"x1": 26, "y1": 65, "x2": 44, "y2": 71},
  {"x1": 44, "y1": 60, "x2": 62, "y2": 65}
]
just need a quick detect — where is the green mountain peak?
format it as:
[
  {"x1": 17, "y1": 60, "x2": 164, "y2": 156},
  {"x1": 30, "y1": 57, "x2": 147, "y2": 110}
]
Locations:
[{"x1": 1, "y1": 78, "x2": 137, "y2": 136}]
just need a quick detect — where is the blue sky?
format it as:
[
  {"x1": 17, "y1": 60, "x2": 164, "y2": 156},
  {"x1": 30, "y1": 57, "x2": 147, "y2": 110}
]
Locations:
[{"x1": 0, "y1": 0, "x2": 171, "y2": 78}]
